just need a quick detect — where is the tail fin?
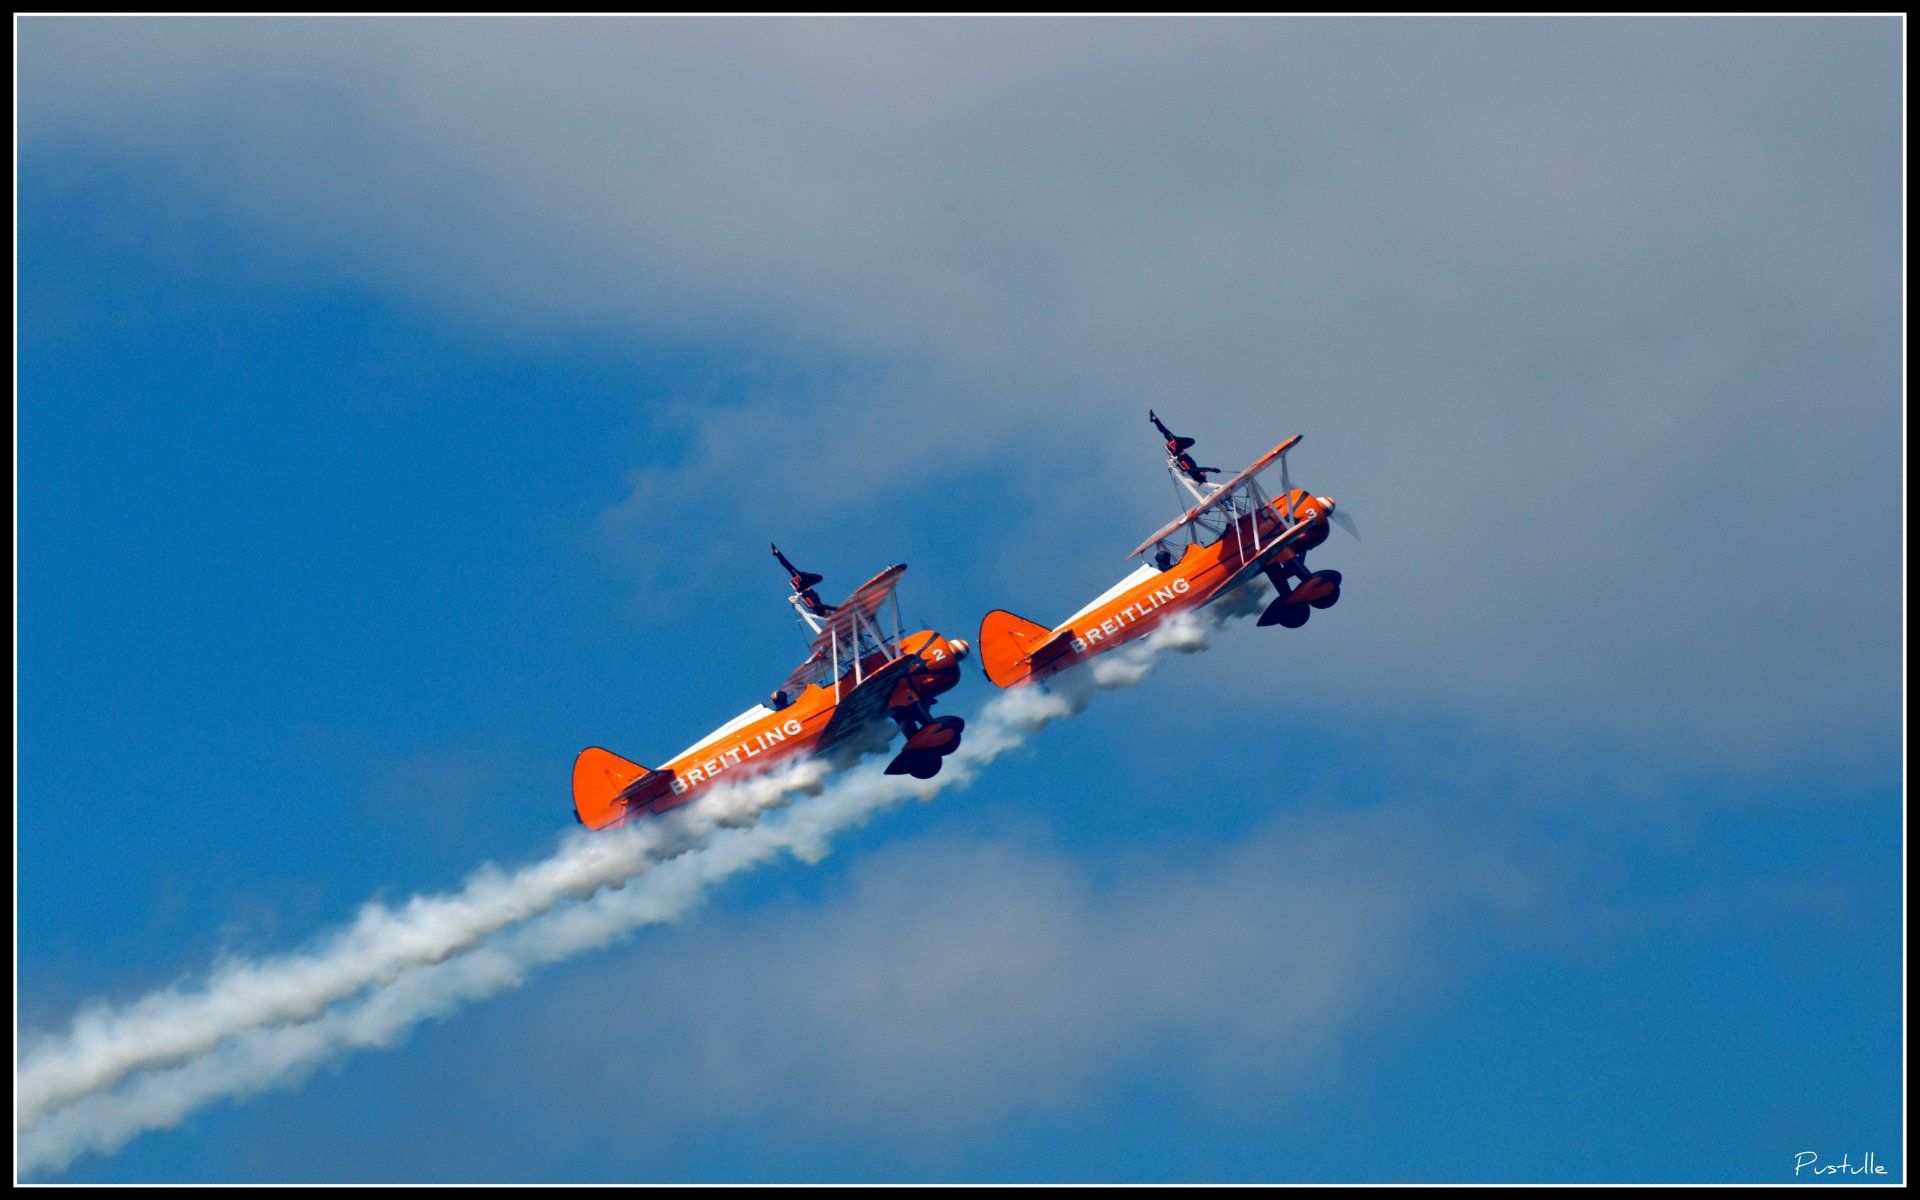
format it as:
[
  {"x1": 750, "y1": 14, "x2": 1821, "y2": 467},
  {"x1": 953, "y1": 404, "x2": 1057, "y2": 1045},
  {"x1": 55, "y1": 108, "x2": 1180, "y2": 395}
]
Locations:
[
  {"x1": 977, "y1": 609, "x2": 1057, "y2": 689},
  {"x1": 573, "y1": 747, "x2": 669, "y2": 830}
]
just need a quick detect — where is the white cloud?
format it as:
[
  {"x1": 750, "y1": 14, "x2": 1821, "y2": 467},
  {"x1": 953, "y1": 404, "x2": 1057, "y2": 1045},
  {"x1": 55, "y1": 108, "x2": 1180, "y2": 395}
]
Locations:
[
  {"x1": 19, "y1": 17, "x2": 1901, "y2": 764},
  {"x1": 496, "y1": 801, "x2": 1535, "y2": 1155}
]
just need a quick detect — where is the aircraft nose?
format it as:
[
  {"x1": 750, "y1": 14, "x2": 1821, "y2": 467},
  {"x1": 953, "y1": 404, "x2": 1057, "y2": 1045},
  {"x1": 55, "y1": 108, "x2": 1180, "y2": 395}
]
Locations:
[{"x1": 948, "y1": 638, "x2": 971, "y2": 661}]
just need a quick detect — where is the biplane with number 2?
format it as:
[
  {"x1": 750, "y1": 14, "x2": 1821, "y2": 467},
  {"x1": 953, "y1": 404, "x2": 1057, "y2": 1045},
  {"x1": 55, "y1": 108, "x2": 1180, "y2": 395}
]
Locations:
[
  {"x1": 573, "y1": 549, "x2": 970, "y2": 830},
  {"x1": 977, "y1": 411, "x2": 1355, "y2": 689}
]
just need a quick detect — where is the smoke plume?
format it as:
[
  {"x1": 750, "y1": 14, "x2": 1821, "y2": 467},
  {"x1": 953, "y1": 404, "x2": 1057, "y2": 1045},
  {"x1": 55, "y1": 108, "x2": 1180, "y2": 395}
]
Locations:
[{"x1": 19, "y1": 600, "x2": 1255, "y2": 1176}]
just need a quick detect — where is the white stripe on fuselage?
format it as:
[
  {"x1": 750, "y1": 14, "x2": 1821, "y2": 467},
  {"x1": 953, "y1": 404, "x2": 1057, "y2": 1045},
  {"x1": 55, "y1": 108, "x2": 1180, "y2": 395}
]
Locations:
[
  {"x1": 1061, "y1": 563, "x2": 1161, "y2": 628},
  {"x1": 669, "y1": 716, "x2": 807, "y2": 795},
  {"x1": 1066, "y1": 576, "x2": 1190, "y2": 653}
]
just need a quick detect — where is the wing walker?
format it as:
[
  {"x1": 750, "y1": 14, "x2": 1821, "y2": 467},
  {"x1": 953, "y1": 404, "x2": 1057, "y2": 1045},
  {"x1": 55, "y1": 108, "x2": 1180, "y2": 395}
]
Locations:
[
  {"x1": 977, "y1": 411, "x2": 1354, "y2": 689},
  {"x1": 572, "y1": 551, "x2": 970, "y2": 830}
]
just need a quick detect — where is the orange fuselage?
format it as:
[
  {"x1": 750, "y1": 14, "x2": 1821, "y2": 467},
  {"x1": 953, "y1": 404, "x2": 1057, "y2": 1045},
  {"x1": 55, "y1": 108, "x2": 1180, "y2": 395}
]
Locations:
[
  {"x1": 985, "y1": 490, "x2": 1330, "y2": 688},
  {"x1": 573, "y1": 629, "x2": 965, "y2": 830}
]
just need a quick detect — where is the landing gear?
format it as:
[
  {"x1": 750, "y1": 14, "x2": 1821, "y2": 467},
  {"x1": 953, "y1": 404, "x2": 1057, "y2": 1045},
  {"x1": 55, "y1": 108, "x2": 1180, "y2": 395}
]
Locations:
[
  {"x1": 886, "y1": 750, "x2": 943, "y2": 779},
  {"x1": 1261, "y1": 597, "x2": 1311, "y2": 628},
  {"x1": 1258, "y1": 561, "x2": 1342, "y2": 628},
  {"x1": 904, "y1": 715, "x2": 965, "y2": 755},
  {"x1": 885, "y1": 710, "x2": 965, "y2": 777},
  {"x1": 1303, "y1": 568, "x2": 1343, "y2": 609}
]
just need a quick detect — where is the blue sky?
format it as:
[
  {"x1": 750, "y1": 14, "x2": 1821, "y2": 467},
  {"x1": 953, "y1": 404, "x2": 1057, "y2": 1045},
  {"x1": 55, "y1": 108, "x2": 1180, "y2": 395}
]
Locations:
[{"x1": 16, "y1": 17, "x2": 1903, "y2": 1183}]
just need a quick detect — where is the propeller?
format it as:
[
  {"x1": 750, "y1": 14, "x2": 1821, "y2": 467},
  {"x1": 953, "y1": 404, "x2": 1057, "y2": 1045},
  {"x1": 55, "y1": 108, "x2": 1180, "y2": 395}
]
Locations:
[
  {"x1": 1280, "y1": 451, "x2": 1356, "y2": 538},
  {"x1": 1317, "y1": 496, "x2": 1360, "y2": 541},
  {"x1": 1329, "y1": 506, "x2": 1360, "y2": 542}
]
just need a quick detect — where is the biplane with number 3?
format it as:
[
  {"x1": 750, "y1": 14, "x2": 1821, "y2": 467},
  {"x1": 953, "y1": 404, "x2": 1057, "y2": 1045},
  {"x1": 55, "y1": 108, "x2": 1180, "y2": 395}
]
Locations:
[
  {"x1": 573, "y1": 549, "x2": 970, "y2": 830},
  {"x1": 977, "y1": 411, "x2": 1355, "y2": 689}
]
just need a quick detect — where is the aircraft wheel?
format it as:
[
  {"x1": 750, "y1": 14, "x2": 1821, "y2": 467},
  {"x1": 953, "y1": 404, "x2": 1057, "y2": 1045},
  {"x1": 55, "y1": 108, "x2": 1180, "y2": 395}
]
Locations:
[
  {"x1": 1307, "y1": 570, "x2": 1343, "y2": 610},
  {"x1": 1258, "y1": 599, "x2": 1310, "y2": 628},
  {"x1": 885, "y1": 748, "x2": 943, "y2": 779},
  {"x1": 903, "y1": 715, "x2": 966, "y2": 757}
]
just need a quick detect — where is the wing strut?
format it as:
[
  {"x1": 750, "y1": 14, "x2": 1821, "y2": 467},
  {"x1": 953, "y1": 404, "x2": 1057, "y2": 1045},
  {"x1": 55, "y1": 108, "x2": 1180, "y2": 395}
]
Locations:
[{"x1": 1128, "y1": 435, "x2": 1303, "y2": 560}]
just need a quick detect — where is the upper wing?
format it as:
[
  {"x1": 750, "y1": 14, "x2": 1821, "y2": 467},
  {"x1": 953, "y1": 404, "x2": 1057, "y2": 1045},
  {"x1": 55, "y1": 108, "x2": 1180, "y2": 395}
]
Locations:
[
  {"x1": 779, "y1": 564, "x2": 908, "y2": 697},
  {"x1": 1127, "y1": 435, "x2": 1302, "y2": 559},
  {"x1": 778, "y1": 649, "x2": 831, "y2": 702}
]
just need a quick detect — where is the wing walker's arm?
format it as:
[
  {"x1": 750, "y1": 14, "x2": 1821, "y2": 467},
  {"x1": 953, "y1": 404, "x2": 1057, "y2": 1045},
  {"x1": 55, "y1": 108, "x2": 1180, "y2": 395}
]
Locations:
[
  {"x1": 773, "y1": 543, "x2": 836, "y2": 615},
  {"x1": 1150, "y1": 409, "x2": 1218, "y2": 484}
]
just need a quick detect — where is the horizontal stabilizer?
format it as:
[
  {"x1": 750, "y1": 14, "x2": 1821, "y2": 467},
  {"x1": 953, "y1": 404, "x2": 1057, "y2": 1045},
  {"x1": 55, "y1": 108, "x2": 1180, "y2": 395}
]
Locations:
[
  {"x1": 978, "y1": 609, "x2": 1067, "y2": 689},
  {"x1": 572, "y1": 747, "x2": 672, "y2": 830}
]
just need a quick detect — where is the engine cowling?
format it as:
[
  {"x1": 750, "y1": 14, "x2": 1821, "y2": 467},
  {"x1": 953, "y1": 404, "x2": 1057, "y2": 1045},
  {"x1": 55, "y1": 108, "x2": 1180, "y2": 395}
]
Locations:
[
  {"x1": 1272, "y1": 489, "x2": 1334, "y2": 553},
  {"x1": 896, "y1": 630, "x2": 969, "y2": 702}
]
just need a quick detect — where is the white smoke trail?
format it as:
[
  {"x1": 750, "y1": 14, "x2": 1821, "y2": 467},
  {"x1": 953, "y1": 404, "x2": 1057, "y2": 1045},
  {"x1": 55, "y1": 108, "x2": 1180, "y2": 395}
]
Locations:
[
  {"x1": 19, "y1": 600, "x2": 1255, "y2": 1177},
  {"x1": 16, "y1": 759, "x2": 831, "y2": 1132}
]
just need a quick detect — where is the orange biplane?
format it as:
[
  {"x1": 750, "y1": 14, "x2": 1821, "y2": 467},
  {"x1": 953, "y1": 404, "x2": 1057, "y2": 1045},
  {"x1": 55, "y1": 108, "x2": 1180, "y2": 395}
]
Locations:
[
  {"x1": 978, "y1": 411, "x2": 1353, "y2": 689},
  {"x1": 573, "y1": 548, "x2": 970, "y2": 830}
]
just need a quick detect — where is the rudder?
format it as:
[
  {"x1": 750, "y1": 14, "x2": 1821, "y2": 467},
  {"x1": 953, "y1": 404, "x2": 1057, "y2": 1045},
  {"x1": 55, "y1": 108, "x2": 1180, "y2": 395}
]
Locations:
[
  {"x1": 977, "y1": 609, "x2": 1054, "y2": 689},
  {"x1": 573, "y1": 746, "x2": 660, "y2": 830}
]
